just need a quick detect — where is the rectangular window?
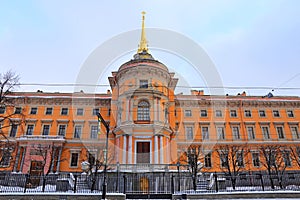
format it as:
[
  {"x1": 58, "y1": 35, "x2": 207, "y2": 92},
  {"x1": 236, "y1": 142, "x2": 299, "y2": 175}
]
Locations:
[
  {"x1": 236, "y1": 152, "x2": 244, "y2": 167},
  {"x1": 230, "y1": 110, "x2": 237, "y2": 117},
  {"x1": 61, "y1": 108, "x2": 68, "y2": 115},
  {"x1": 186, "y1": 127, "x2": 194, "y2": 140},
  {"x1": 247, "y1": 126, "x2": 255, "y2": 140},
  {"x1": 291, "y1": 126, "x2": 300, "y2": 139},
  {"x1": 262, "y1": 126, "x2": 270, "y2": 140},
  {"x1": 10, "y1": 124, "x2": 18, "y2": 137},
  {"x1": 217, "y1": 127, "x2": 225, "y2": 140},
  {"x1": 204, "y1": 153, "x2": 212, "y2": 168},
  {"x1": 30, "y1": 107, "x2": 37, "y2": 115},
  {"x1": 287, "y1": 110, "x2": 294, "y2": 118},
  {"x1": 276, "y1": 127, "x2": 285, "y2": 139},
  {"x1": 0, "y1": 149, "x2": 11, "y2": 166},
  {"x1": 140, "y1": 80, "x2": 148, "y2": 88},
  {"x1": 58, "y1": 125, "x2": 66, "y2": 136},
  {"x1": 252, "y1": 152, "x2": 260, "y2": 167},
  {"x1": 92, "y1": 108, "x2": 99, "y2": 116},
  {"x1": 273, "y1": 110, "x2": 280, "y2": 117},
  {"x1": 283, "y1": 151, "x2": 291, "y2": 167},
  {"x1": 0, "y1": 106, "x2": 5, "y2": 114},
  {"x1": 200, "y1": 110, "x2": 207, "y2": 117},
  {"x1": 70, "y1": 153, "x2": 79, "y2": 167},
  {"x1": 74, "y1": 125, "x2": 82, "y2": 139},
  {"x1": 42, "y1": 125, "x2": 50, "y2": 135},
  {"x1": 220, "y1": 153, "x2": 228, "y2": 168},
  {"x1": 215, "y1": 110, "x2": 222, "y2": 117},
  {"x1": 232, "y1": 126, "x2": 240, "y2": 140},
  {"x1": 244, "y1": 110, "x2": 252, "y2": 117},
  {"x1": 90, "y1": 125, "x2": 98, "y2": 139},
  {"x1": 26, "y1": 125, "x2": 34, "y2": 135},
  {"x1": 45, "y1": 107, "x2": 53, "y2": 115},
  {"x1": 185, "y1": 110, "x2": 192, "y2": 117},
  {"x1": 14, "y1": 107, "x2": 22, "y2": 114},
  {"x1": 202, "y1": 127, "x2": 209, "y2": 140},
  {"x1": 76, "y1": 108, "x2": 84, "y2": 116},
  {"x1": 259, "y1": 110, "x2": 266, "y2": 117}
]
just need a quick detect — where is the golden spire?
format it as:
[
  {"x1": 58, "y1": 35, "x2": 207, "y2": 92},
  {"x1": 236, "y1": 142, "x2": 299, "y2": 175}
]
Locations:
[{"x1": 137, "y1": 11, "x2": 148, "y2": 53}]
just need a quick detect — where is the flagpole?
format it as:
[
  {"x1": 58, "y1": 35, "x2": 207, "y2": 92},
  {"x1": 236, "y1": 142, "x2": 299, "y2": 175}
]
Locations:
[{"x1": 96, "y1": 112, "x2": 109, "y2": 200}]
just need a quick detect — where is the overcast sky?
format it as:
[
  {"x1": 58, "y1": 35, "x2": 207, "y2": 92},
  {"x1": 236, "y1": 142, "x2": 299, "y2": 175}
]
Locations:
[{"x1": 0, "y1": 0, "x2": 299, "y2": 96}]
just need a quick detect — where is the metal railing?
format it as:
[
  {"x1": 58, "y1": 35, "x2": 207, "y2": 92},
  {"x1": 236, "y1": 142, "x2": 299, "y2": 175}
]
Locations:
[{"x1": 1, "y1": 172, "x2": 300, "y2": 194}]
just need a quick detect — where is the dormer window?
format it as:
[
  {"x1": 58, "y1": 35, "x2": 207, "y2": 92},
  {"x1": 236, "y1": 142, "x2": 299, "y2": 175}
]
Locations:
[
  {"x1": 137, "y1": 100, "x2": 150, "y2": 121},
  {"x1": 140, "y1": 80, "x2": 148, "y2": 88}
]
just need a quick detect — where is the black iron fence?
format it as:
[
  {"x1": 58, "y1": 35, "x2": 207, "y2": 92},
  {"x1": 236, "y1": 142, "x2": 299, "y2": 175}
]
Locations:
[{"x1": 1, "y1": 172, "x2": 300, "y2": 194}]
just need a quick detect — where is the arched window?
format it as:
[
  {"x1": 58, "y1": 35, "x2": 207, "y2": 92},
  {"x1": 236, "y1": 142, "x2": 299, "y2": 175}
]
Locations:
[{"x1": 137, "y1": 101, "x2": 150, "y2": 121}]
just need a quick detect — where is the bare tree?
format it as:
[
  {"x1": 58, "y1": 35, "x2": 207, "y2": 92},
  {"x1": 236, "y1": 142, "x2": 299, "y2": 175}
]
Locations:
[
  {"x1": 216, "y1": 144, "x2": 250, "y2": 190},
  {"x1": 289, "y1": 145, "x2": 300, "y2": 168},
  {"x1": 0, "y1": 70, "x2": 22, "y2": 166},
  {"x1": 259, "y1": 145, "x2": 288, "y2": 189},
  {"x1": 83, "y1": 146, "x2": 115, "y2": 191},
  {"x1": 181, "y1": 145, "x2": 204, "y2": 191}
]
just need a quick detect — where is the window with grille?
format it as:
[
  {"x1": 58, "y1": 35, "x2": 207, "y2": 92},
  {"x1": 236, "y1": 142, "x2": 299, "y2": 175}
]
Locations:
[
  {"x1": 137, "y1": 101, "x2": 150, "y2": 121},
  {"x1": 247, "y1": 126, "x2": 255, "y2": 140},
  {"x1": 10, "y1": 124, "x2": 18, "y2": 137},
  {"x1": 287, "y1": 110, "x2": 294, "y2": 118},
  {"x1": 217, "y1": 127, "x2": 225, "y2": 140},
  {"x1": 74, "y1": 125, "x2": 82, "y2": 139},
  {"x1": 185, "y1": 110, "x2": 192, "y2": 117},
  {"x1": 26, "y1": 125, "x2": 34, "y2": 135},
  {"x1": 45, "y1": 107, "x2": 53, "y2": 115},
  {"x1": 186, "y1": 127, "x2": 194, "y2": 140},
  {"x1": 244, "y1": 110, "x2": 252, "y2": 117},
  {"x1": 200, "y1": 110, "x2": 207, "y2": 117},
  {"x1": 230, "y1": 110, "x2": 237, "y2": 117},
  {"x1": 291, "y1": 126, "x2": 299, "y2": 139},
  {"x1": 259, "y1": 110, "x2": 266, "y2": 117},
  {"x1": 252, "y1": 152, "x2": 260, "y2": 167},
  {"x1": 42, "y1": 125, "x2": 50, "y2": 135},
  {"x1": 202, "y1": 127, "x2": 209, "y2": 140},
  {"x1": 276, "y1": 127, "x2": 285, "y2": 139},
  {"x1": 204, "y1": 153, "x2": 212, "y2": 168},
  {"x1": 30, "y1": 107, "x2": 37, "y2": 115},
  {"x1": 70, "y1": 153, "x2": 79, "y2": 167},
  {"x1": 262, "y1": 126, "x2": 270, "y2": 139},
  {"x1": 215, "y1": 110, "x2": 222, "y2": 117},
  {"x1": 58, "y1": 125, "x2": 66, "y2": 136},
  {"x1": 61, "y1": 108, "x2": 68, "y2": 115},
  {"x1": 77, "y1": 108, "x2": 84, "y2": 116},
  {"x1": 232, "y1": 126, "x2": 240, "y2": 140},
  {"x1": 90, "y1": 125, "x2": 98, "y2": 139},
  {"x1": 273, "y1": 110, "x2": 280, "y2": 117}
]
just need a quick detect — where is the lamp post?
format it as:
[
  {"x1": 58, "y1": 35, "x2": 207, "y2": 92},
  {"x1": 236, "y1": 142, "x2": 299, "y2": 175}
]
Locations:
[{"x1": 97, "y1": 112, "x2": 110, "y2": 200}]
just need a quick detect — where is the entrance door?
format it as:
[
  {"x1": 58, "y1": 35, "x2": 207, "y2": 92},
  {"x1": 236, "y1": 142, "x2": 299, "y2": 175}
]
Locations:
[
  {"x1": 136, "y1": 142, "x2": 150, "y2": 163},
  {"x1": 29, "y1": 161, "x2": 43, "y2": 186}
]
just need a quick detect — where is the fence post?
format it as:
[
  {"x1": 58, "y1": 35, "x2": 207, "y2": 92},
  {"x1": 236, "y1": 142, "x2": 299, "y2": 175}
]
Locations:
[
  {"x1": 259, "y1": 174, "x2": 264, "y2": 191},
  {"x1": 171, "y1": 175, "x2": 174, "y2": 194},
  {"x1": 214, "y1": 173, "x2": 218, "y2": 192},
  {"x1": 123, "y1": 175, "x2": 126, "y2": 194},
  {"x1": 74, "y1": 174, "x2": 78, "y2": 193},
  {"x1": 23, "y1": 174, "x2": 29, "y2": 193}
]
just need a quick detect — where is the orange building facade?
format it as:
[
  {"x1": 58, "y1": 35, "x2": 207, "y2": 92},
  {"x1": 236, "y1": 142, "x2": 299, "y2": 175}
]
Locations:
[{"x1": 1, "y1": 14, "x2": 300, "y2": 176}]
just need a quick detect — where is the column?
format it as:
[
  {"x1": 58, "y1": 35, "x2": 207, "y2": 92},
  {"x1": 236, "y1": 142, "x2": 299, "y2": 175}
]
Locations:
[
  {"x1": 116, "y1": 137, "x2": 120, "y2": 163},
  {"x1": 126, "y1": 97, "x2": 130, "y2": 121},
  {"x1": 128, "y1": 135, "x2": 132, "y2": 164},
  {"x1": 166, "y1": 138, "x2": 170, "y2": 164},
  {"x1": 56, "y1": 147, "x2": 62, "y2": 173},
  {"x1": 160, "y1": 136, "x2": 164, "y2": 164},
  {"x1": 154, "y1": 98, "x2": 157, "y2": 121},
  {"x1": 157, "y1": 98, "x2": 160, "y2": 121},
  {"x1": 13, "y1": 146, "x2": 21, "y2": 172},
  {"x1": 20, "y1": 147, "x2": 26, "y2": 173},
  {"x1": 50, "y1": 147, "x2": 56, "y2": 173},
  {"x1": 122, "y1": 135, "x2": 127, "y2": 164},
  {"x1": 154, "y1": 135, "x2": 159, "y2": 164}
]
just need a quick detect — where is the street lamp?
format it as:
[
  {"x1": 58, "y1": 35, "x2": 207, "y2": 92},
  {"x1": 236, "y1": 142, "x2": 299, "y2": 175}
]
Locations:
[{"x1": 97, "y1": 112, "x2": 110, "y2": 200}]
